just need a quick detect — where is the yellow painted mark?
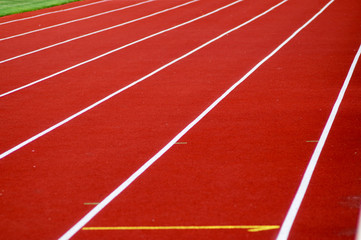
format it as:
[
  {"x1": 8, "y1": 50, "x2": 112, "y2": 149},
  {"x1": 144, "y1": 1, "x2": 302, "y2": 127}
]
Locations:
[
  {"x1": 82, "y1": 225, "x2": 279, "y2": 232},
  {"x1": 306, "y1": 140, "x2": 318, "y2": 143},
  {"x1": 83, "y1": 203, "x2": 99, "y2": 205},
  {"x1": 247, "y1": 225, "x2": 280, "y2": 232},
  {"x1": 175, "y1": 142, "x2": 188, "y2": 145}
]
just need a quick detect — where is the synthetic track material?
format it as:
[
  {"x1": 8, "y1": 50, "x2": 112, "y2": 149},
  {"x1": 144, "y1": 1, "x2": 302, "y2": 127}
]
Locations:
[
  {"x1": 0, "y1": 0, "x2": 285, "y2": 159},
  {"x1": 0, "y1": 0, "x2": 199, "y2": 64},
  {"x1": 0, "y1": 0, "x2": 245, "y2": 97},
  {"x1": 61, "y1": 0, "x2": 350, "y2": 239},
  {"x1": 0, "y1": 0, "x2": 360, "y2": 239},
  {"x1": 277, "y1": 43, "x2": 361, "y2": 239}
]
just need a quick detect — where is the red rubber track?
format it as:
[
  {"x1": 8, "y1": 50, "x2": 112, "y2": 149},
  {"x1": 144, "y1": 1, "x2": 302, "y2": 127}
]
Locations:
[
  {"x1": 290, "y1": 51, "x2": 361, "y2": 240},
  {"x1": 0, "y1": 0, "x2": 282, "y2": 161},
  {"x1": 0, "y1": 0, "x2": 360, "y2": 239},
  {"x1": 0, "y1": 0, "x2": 249, "y2": 94},
  {"x1": 0, "y1": 0, "x2": 195, "y2": 66},
  {"x1": 75, "y1": 1, "x2": 361, "y2": 239}
]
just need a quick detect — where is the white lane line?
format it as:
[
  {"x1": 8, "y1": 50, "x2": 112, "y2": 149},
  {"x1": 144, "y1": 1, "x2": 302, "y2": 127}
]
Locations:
[
  {"x1": 356, "y1": 206, "x2": 361, "y2": 240},
  {"x1": 276, "y1": 44, "x2": 361, "y2": 240},
  {"x1": 0, "y1": 0, "x2": 154, "y2": 41},
  {"x1": 0, "y1": 0, "x2": 244, "y2": 98},
  {"x1": 60, "y1": 0, "x2": 349, "y2": 238},
  {"x1": 0, "y1": 0, "x2": 272, "y2": 159},
  {"x1": 0, "y1": 0, "x2": 110, "y2": 26},
  {"x1": 0, "y1": 0, "x2": 198, "y2": 64}
]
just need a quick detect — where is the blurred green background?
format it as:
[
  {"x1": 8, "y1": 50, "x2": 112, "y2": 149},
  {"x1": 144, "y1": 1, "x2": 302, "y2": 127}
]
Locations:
[{"x1": 0, "y1": 0, "x2": 81, "y2": 17}]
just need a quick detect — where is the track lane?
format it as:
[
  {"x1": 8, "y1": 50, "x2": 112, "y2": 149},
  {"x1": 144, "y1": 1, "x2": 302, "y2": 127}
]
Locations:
[
  {"x1": 0, "y1": 0, "x2": 174, "y2": 60},
  {"x1": 0, "y1": 0, "x2": 281, "y2": 153},
  {"x1": 288, "y1": 47, "x2": 361, "y2": 240},
  {"x1": 65, "y1": 0, "x2": 361, "y2": 239},
  {"x1": 0, "y1": 0, "x2": 350, "y2": 239},
  {"x1": 0, "y1": 0, "x2": 244, "y2": 93},
  {"x1": 276, "y1": 0, "x2": 361, "y2": 237},
  {"x1": 0, "y1": 0, "x2": 289, "y2": 238},
  {"x1": 277, "y1": 47, "x2": 361, "y2": 240},
  {"x1": 0, "y1": 0, "x2": 199, "y2": 64}
]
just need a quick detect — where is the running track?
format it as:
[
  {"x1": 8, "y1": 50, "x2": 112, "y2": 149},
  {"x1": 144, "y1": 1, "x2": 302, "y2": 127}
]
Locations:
[{"x1": 0, "y1": 0, "x2": 360, "y2": 239}]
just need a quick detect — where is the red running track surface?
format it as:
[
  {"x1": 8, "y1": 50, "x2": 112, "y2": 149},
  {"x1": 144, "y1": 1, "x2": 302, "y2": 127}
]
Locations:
[{"x1": 0, "y1": 0, "x2": 360, "y2": 239}]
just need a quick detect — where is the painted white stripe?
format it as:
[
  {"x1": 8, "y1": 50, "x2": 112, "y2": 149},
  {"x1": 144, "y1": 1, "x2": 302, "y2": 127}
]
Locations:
[
  {"x1": 276, "y1": 44, "x2": 361, "y2": 240},
  {"x1": 0, "y1": 0, "x2": 110, "y2": 26},
  {"x1": 0, "y1": 0, "x2": 199, "y2": 64},
  {"x1": 59, "y1": 1, "x2": 343, "y2": 238},
  {"x1": 0, "y1": 0, "x2": 244, "y2": 98},
  {"x1": 356, "y1": 207, "x2": 361, "y2": 240},
  {"x1": 0, "y1": 0, "x2": 280, "y2": 160},
  {"x1": 0, "y1": 0, "x2": 154, "y2": 41}
]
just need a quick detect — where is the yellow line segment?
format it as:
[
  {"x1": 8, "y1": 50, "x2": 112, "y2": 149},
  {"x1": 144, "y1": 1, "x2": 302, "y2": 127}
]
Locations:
[
  {"x1": 82, "y1": 225, "x2": 279, "y2": 232},
  {"x1": 83, "y1": 203, "x2": 99, "y2": 205}
]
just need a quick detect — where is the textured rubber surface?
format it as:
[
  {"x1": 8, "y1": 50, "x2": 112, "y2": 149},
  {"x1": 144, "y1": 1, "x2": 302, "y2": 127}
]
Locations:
[{"x1": 0, "y1": 0, "x2": 360, "y2": 239}]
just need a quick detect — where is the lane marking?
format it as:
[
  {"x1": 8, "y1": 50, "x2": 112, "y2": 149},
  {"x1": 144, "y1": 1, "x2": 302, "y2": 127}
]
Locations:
[
  {"x1": 0, "y1": 0, "x2": 110, "y2": 26},
  {"x1": 0, "y1": 0, "x2": 198, "y2": 64},
  {"x1": 0, "y1": 0, "x2": 287, "y2": 161},
  {"x1": 276, "y1": 43, "x2": 361, "y2": 239},
  {"x1": 82, "y1": 225, "x2": 280, "y2": 232},
  {"x1": 175, "y1": 142, "x2": 188, "y2": 144},
  {"x1": 59, "y1": 1, "x2": 346, "y2": 239},
  {"x1": 356, "y1": 205, "x2": 361, "y2": 240},
  {"x1": 83, "y1": 203, "x2": 100, "y2": 205},
  {"x1": 305, "y1": 140, "x2": 318, "y2": 143},
  {"x1": 5, "y1": 2, "x2": 290, "y2": 238},
  {"x1": 0, "y1": 0, "x2": 243, "y2": 97},
  {"x1": 0, "y1": 0, "x2": 154, "y2": 41}
]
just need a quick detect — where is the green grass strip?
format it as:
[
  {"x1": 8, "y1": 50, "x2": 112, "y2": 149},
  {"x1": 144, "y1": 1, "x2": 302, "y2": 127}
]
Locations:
[{"x1": 0, "y1": 0, "x2": 82, "y2": 17}]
